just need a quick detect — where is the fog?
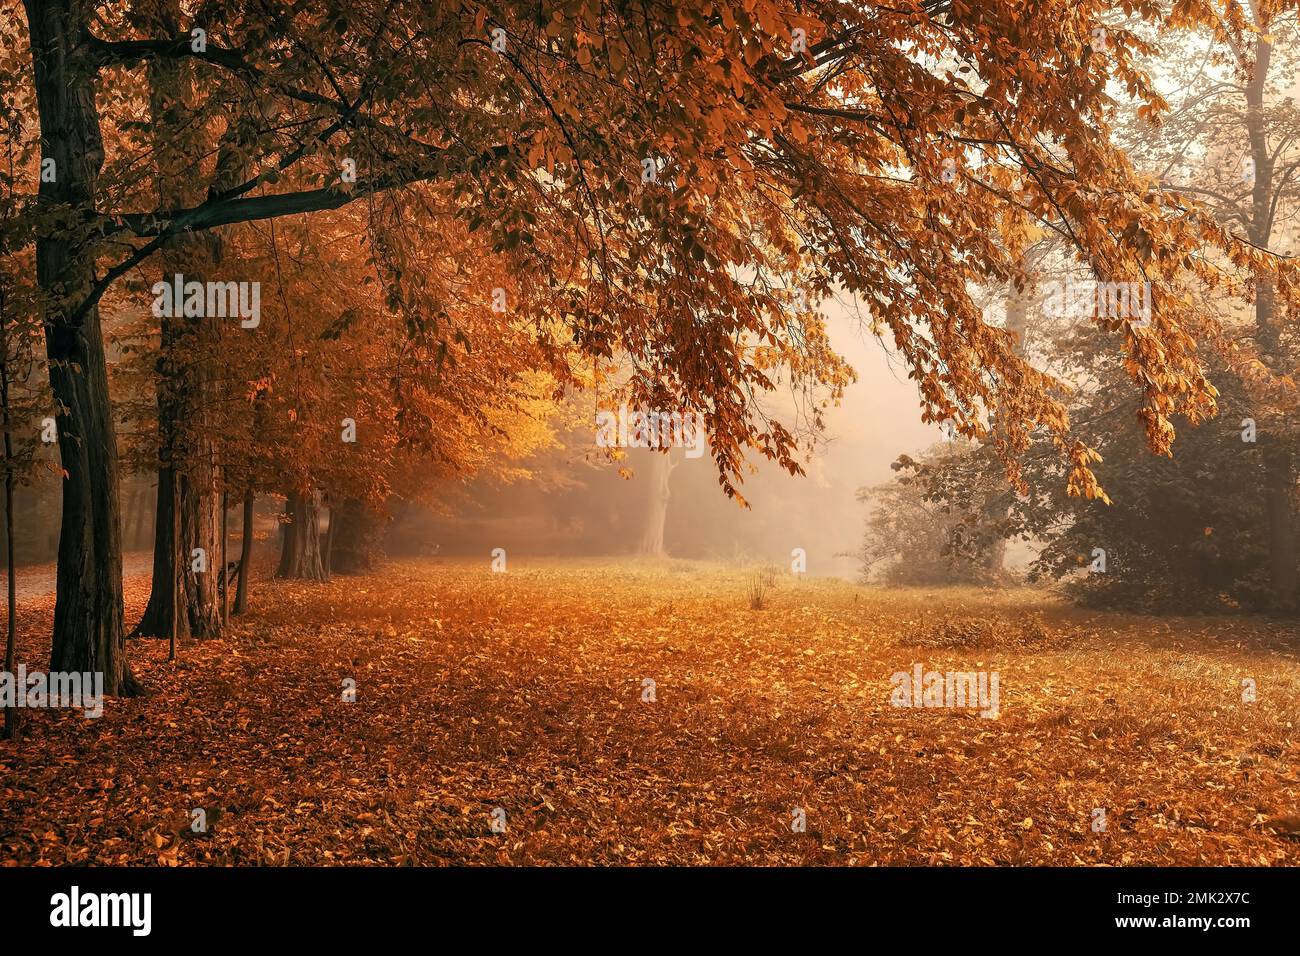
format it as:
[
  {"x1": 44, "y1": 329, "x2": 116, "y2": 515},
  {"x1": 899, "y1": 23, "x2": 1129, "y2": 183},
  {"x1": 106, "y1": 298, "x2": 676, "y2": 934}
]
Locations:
[{"x1": 402, "y1": 297, "x2": 942, "y2": 580}]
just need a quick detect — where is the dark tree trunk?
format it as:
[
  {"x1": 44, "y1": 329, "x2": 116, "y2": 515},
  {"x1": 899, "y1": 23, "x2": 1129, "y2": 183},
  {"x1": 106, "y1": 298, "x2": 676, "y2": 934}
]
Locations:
[
  {"x1": 220, "y1": 489, "x2": 229, "y2": 628},
  {"x1": 135, "y1": 463, "x2": 223, "y2": 637},
  {"x1": 139, "y1": 464, "x2": 175, "y2": 638},
  {"x1": 330, "y1": 498, "x2": 386, "y2": 574},
  {"x1": 233, "y1": 489, "x2": 253, "y2": 614},
  {"x1": 277, "y1": 491, "x2": 327, "y2": 581},
  {"x1": 135, "y1": 0, "x2": 222, "y2": 639},
  {"x1": 1, "y1": 294, "x2": 18, "y2": 739},
  {"x1": 2, "y1": 433, "x2": 14, "y2": 741},
  {"x1": 276, "y1": 494, "x2": 298, "y2": 578},
  {"x1": 1263, "y1": 444, "x2": 1298, "y2": 611},
  {"x1": 24, "y1": 0, "x2": 140, "y2": 695}
]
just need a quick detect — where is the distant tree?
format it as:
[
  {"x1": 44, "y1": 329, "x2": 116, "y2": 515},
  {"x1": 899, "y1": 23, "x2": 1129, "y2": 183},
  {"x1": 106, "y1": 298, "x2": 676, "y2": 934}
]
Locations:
[
  {"x1": 888, "y1": 320, "x2": 1277, "y2": 611},
  {"x1": 1121, "y1": 1, "x2": 1300, "y2": 608},
  {"x1": 853, "y1": 443, "x2": 1009, "y2": 587}
]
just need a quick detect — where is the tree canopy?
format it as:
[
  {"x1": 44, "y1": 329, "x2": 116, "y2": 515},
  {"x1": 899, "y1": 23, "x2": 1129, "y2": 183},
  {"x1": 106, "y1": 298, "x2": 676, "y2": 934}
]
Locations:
[{"x1": 4, "y1": 0, "x2": 1300, "y2": 689}]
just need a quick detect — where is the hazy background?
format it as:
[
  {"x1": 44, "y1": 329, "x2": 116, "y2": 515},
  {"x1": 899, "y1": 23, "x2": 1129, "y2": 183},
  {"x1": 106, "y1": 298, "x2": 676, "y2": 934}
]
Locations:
[{"x1": 399, "y1": 297, "x2": 942, "y2": 580}]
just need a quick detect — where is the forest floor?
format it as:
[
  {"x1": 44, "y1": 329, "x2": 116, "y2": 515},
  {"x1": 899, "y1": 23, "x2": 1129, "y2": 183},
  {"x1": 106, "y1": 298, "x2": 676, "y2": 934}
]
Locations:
[
  {"x1": 1, "y1": 557, "x2": 1298, "y2": 866},
  {"x1": 0, "y1": 550, "x2": 154, "y2": 602}
]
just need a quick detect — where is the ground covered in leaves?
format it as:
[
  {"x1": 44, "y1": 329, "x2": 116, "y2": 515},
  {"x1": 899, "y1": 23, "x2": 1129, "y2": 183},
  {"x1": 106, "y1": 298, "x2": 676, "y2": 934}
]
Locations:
[{"x1": 2, "y1": 558, "x2": 1298, "y2": 865}]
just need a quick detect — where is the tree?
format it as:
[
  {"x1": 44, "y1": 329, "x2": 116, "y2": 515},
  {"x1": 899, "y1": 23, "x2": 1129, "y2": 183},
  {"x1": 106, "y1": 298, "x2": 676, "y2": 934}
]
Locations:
[
  {"x1": 1127, "y1": 0, "x2": 1300, "y2": 609},
  {"x1": 20, "y1": 0, "x2": 141, "y2": 693},
  {"x1": 885, "y1": 312, "x2": 1281, "y2": 611},
  {"x1": 10, "y1": 0, "x2": 1299, "y2": 689},
  {"x1": 132, "y1": 0, "x2": 236, "y2": 639},
  {"x1": 854, "y1": 441, "x2": 1011, "y2": 587},
  {"x1": 0, "y1": 86, "x2": 46, "y2": 737},
  {"x1": 635, "y1": 448, "x2": 682, "y2": 557}
]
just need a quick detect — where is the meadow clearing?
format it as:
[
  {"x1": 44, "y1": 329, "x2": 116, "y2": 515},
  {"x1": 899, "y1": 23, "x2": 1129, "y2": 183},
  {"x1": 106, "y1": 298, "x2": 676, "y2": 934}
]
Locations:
[{"x1": 1, "y1": 558, "x2": 1297, "y2": 866}]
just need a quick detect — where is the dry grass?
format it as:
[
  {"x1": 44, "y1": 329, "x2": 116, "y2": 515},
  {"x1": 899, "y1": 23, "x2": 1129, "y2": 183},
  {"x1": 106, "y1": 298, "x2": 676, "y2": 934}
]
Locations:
[{"x1": 1, "y1": 558, "x2": 1298, "y2": 865}]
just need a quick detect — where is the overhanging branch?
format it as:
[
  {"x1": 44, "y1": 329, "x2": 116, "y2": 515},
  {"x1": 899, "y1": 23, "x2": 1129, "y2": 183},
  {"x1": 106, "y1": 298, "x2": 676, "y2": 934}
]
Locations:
[{"x1": 74, "y1": 144, "x2": 512, "y2": 321}]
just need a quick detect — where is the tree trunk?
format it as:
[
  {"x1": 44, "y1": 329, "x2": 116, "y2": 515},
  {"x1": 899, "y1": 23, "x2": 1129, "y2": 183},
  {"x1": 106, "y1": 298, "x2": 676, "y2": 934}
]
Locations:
[
  {"x1": 220, "y1": 489, "x2": 229, "y2": 628},
  {"x1": 322, "y1": 503, "x2": 334, "y2": 580},
  {"x1": 276, "y1": 494, "x2": 297, "y2": 578},
  {"x1": 1243, "y1": 21, "x2": 1299, "y2": 612},
  {"x1": 233, "y1": 489, "x2": 253, "y2": 614},
  {"x1": 1, "y1": 300, "x2": 18, "y2": 739},
  {"x1": 330, "y1": 498, "x2": 386, "y2": 574},
  {"x1": 134, "y1": 0, "x2": 222, "y2": 640},
  {"x1": 24, "y1": 0, "x2": 140, "y2": 695},
  {"x1": 126, "y1": 481, "x2": 149, "y2": 551},
  {"x1": 133, "y1": 480, "x2": 155, "y2": 551},
  {"x1": 2, "y1": 436, "x2": 15, "y2": 740},
  {"x1": 135, "y1": 463, "x2": 223, "y2": 637},
  {"x1": 277, "y1": 491, "x2": 327, "y2": 581},
  {"x1": 985, "y1": 277, "x2": 1031, "y2": 574},
  {"x1": 1263, "y1": 445, "x2": 1298, "y2": 611},
  {"x1": 637, "y1": 451, "x2": 678, "y2": 556}
]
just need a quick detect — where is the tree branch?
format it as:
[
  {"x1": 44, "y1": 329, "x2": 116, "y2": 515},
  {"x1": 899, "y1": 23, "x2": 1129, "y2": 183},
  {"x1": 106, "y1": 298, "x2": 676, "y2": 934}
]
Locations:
[{"x1": 74, "y1": 144, "x2": 511, "y2": 321}]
